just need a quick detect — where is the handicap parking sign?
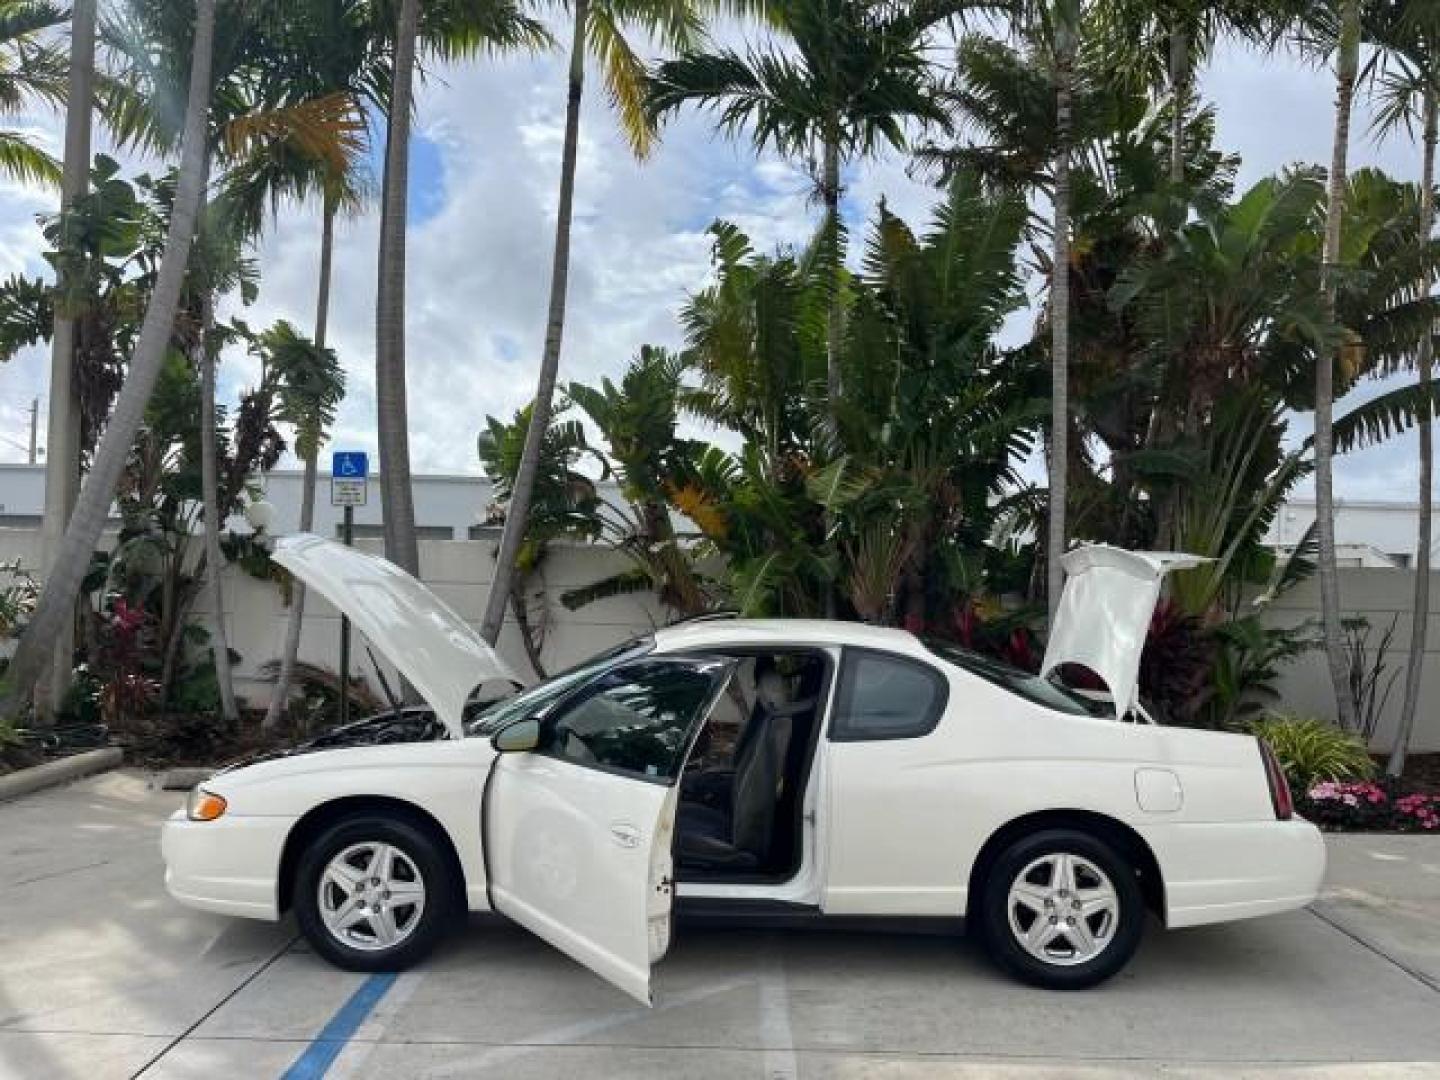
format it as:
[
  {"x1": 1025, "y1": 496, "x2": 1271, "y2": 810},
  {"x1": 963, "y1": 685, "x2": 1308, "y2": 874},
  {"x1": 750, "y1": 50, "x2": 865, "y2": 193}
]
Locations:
[
  {"x1": 333, "y1": 451, "x2": 368, "y2": 478},
  {"x1": 331, "y1": 451, "x2": 369, "y2": 506}
]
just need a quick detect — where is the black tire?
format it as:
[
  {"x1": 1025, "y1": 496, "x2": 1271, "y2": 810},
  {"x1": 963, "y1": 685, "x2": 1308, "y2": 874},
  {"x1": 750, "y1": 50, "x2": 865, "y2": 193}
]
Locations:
[
  {"x1": 294, "y1": 814, "x2": 454, "y2": 972},
  {"x1": 978, "y1": 828, "x2": 1145, "y2": 990}
]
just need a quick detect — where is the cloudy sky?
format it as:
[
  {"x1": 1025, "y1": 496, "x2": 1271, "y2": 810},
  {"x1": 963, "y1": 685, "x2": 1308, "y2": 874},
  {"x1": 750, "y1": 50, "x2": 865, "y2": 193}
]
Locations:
[{"x1": 0, "y1": 30, "x2": 1428, "y2": 502}]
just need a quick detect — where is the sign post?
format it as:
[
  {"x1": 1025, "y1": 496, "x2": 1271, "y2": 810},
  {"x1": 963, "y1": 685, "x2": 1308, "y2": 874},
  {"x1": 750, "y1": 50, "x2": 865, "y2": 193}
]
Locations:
[{"x1": 331, "y1": 451, "x2": 368, "y2": 726}]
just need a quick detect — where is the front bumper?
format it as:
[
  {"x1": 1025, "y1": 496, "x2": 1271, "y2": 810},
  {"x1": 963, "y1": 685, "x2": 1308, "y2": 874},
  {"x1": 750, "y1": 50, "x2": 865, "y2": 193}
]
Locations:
[
  {"x1": 1140, "y1": 817, "x2": 1327, "y2": 929},
  {"x1": 161, "y1": 810, "x2": 295, "y2": 921}
]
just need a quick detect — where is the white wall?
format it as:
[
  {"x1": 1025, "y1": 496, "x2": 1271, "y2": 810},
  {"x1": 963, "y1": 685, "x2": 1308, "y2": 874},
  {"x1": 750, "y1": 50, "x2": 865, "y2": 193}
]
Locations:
[
  {"x1": 0, "y1": 526, "x2": 666, "y2": 698},
  {"x1": 1259, "y1": 570, "x2": 1440, "y2": 752},
  {"x1": 4, "y1": 524, "x2": 1439, "y2": 752},
  {"x1": 195, "y1": 538, "x2": 670, "y2": 704}
]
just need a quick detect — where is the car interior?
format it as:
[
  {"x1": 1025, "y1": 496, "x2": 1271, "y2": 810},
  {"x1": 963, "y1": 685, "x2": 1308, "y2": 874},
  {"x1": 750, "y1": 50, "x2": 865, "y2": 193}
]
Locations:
[{"x1": 675, "y1": 650, "x2": 828, "y2": 883}]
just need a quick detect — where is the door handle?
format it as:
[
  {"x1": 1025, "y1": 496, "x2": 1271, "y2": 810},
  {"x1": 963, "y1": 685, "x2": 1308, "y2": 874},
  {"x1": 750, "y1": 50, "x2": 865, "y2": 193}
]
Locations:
[{"x1": 610, "y1": 822, "x2": 641, "y2": 849}]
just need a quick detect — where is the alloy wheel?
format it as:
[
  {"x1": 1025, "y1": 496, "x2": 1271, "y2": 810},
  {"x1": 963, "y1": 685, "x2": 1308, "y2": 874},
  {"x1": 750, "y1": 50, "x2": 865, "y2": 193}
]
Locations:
[
  {"x1": 1005, "y1": 851, "x2": 1119, "y2": 967},
  {"x1": 318, "y1": 841, "x2": 427, "y2": 952}
]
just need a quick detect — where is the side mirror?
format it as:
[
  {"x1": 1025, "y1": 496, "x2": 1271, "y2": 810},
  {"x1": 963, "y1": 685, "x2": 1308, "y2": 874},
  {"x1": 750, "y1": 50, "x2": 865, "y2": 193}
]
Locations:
[{"x1": 492, "y1": 718, "x2": 541, "y2": 753}]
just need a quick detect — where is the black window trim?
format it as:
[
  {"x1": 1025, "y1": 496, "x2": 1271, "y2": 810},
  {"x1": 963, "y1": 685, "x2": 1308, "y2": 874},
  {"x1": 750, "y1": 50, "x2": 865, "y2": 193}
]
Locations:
[
  {"x1": 532, "y1": 655, "x2": 737, "y2": 787},
  {"x1": 827, "y1": 646, "x2": 949, "y2": 743}
]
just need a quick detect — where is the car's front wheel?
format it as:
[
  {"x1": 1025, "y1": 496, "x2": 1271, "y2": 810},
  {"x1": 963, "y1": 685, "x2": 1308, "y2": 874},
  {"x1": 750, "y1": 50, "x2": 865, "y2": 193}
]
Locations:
[
  {"x1": 978, "y1": 829, "x2": 1144, "y2": 990},
  {"x1": 295, "y1": 815, "x2": 454, "y2": 971}
]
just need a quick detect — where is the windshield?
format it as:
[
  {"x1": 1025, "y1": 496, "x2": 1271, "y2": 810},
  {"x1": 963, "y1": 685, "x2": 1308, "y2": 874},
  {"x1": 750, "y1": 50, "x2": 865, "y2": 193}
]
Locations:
[
  {"x1": 922, "y1": 639, "x2": 1108, "y2": 718},
  {"x1": 464, "y1": 636, "x2": 654, "y2": 736}
]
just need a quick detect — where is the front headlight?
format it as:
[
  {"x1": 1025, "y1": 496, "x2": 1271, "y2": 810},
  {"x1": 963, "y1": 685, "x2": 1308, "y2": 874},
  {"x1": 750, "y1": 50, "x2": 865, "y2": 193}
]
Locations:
[{"x1": 186, "y1": 787, "x2": 228, "y2": 821}]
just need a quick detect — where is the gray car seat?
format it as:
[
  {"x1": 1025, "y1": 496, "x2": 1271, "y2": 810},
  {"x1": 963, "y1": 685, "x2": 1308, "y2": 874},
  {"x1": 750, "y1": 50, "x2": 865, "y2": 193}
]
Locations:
[{"x1": 678, "y1": 669, "x2": 801, "y2": 871}]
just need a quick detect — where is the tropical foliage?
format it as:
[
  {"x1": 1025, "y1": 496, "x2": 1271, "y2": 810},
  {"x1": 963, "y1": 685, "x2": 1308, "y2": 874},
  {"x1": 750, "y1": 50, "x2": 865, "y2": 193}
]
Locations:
[{"x1": 1247, "y1": 711, "x2": 1376, "y2": 791}]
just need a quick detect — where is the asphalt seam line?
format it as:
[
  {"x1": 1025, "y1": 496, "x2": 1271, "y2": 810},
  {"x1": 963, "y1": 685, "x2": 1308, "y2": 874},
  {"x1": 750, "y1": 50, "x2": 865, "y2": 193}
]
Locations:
[
  {"x1": 128, "y1": 933, "x2": 299, "y2": 1079},
  {"x1": 1308, "y1": 905, "x2": 1440, "y2": 994}
]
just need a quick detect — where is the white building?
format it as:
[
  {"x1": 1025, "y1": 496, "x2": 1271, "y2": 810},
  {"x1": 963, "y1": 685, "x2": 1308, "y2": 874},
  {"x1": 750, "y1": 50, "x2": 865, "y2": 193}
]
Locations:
[
  {"x1": 0, "y1": 462, "x2": 500, "y2": 540},
  {"x1": 1264, "y1": 498, "x2": 1440, "y2": 569}
]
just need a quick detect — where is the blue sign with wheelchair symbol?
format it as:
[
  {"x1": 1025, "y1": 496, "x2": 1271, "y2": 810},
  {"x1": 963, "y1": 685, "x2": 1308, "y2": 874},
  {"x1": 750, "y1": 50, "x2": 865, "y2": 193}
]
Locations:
[{"x1": 333, "y1": 451, "x2": 368, "y2": 479}]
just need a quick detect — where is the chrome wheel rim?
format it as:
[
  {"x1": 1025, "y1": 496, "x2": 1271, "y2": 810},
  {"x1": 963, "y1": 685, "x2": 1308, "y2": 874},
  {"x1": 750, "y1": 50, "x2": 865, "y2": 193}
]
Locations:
[
  {"x1": 318, "y1": 842, "x2": 426, "y2": 952},
  {"x1": 1006, "y1": 852, "x2": 1119, "y2": 967}
]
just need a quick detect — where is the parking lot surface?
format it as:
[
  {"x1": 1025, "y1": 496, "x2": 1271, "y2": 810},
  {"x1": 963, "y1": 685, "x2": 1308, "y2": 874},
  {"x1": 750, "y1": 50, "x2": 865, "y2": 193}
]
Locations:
[{"x1": 1, "y1": 770, "x2": 1438, "y2": 1079}]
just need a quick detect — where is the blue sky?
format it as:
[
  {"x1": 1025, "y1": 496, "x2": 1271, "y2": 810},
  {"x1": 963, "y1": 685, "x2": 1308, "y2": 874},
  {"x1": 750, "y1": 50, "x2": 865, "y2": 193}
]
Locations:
[{"x1": 0, "y1": 32, "x2": 1429, "y2": 509}]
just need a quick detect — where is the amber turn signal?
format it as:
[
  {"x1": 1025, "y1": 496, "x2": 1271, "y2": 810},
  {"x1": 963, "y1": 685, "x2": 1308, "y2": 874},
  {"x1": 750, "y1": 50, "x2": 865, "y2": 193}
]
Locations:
[{"x1": 187, "y1": 789, "x2": 228, "y2": 822}]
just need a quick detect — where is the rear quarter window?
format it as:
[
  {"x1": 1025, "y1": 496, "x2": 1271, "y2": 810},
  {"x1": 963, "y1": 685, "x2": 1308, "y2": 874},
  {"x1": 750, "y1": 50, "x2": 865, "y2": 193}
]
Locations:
[{"x1": 829, "y1": 649, "x2": 948, "y2": 742}]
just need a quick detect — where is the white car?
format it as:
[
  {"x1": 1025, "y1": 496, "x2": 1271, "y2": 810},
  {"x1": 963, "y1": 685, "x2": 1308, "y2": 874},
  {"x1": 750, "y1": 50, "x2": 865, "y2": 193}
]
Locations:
[{"x1": 162, "y1": 536, "x2": 1325, "y2": 1000}]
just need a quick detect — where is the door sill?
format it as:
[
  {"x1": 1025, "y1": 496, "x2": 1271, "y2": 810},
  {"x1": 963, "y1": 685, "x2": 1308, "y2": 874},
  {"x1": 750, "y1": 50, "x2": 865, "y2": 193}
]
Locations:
[{"x1": 674, "y1": 897, "x2": 965, "y2": 935}]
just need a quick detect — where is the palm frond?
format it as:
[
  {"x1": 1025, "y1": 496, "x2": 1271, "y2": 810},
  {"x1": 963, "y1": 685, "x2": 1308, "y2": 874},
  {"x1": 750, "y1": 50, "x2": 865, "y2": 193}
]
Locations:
[
  {"x1": 0, "y1": 128, "x2": 58, "y2": 186},
  {"x1": 1328, "y1": 379, "x2": 1440, "y2": 455}
]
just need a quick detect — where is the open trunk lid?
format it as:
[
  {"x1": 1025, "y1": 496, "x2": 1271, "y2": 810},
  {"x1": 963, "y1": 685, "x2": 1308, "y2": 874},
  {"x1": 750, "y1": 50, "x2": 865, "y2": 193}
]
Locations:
[
  {"x1": 1040, "y1": 545, "x2": 1208, "y2": 718},
  {"x1": 271, "y1": 533, "x2": 520, "y2": 739}
]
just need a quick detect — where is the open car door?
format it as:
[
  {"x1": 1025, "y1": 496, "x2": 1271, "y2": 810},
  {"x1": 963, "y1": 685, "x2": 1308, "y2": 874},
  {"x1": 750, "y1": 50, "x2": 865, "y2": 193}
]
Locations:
[{"x1": 485, "y1": 656, "x2": 736, "y2": 1005}]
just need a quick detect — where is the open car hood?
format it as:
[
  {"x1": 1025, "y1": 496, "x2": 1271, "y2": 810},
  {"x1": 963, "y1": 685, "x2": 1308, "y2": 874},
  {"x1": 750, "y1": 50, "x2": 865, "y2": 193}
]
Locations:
[
  {"x1": 271, "y1": 534, "x2": 521, "y2": 739},
  {"x1": 1040, "y1": 545, "x2": 1208, "y2": 718}
]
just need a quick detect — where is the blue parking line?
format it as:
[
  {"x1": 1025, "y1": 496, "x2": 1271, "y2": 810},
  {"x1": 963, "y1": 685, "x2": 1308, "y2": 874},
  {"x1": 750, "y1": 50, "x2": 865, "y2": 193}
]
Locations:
[{"x1": 281, "y1": 973, "x2": 396, "y2": 1080}]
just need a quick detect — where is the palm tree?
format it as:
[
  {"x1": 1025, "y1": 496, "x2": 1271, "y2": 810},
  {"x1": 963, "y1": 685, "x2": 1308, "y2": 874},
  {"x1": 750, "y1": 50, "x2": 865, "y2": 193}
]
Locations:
[
  {"x1": 1312, "y1": 0, "x2": 1363, "y2": 730},
  {"x1": 1, "y1": 0, "x2": 216, "y2": 722},
  {"x1": 478, "y1": 0, "x2": 745, "y2": 646},
  {"x1": 260, "y1": 320, "x2": 346, "y2": 724},
  {"x1": 0, "y1": 0, "x2": 67, "y2": 187},
  {"x1": 216, "y1": 1, "x2": 373, "y2": 730},
  {"x1": 646, "y1": 0, "x2": 961, "y2": 425},
  {"x1": 35, "y1": 0, "x2": 96, "y2": 722},
  {"x1": 934, "y1": 2, "x2": 1083, "y2": 622},
  {"x1": 375, "y1": 0, "x2": 545, "y2": 580},
  {"x1": 1367, "y1": 1, "x2": 1440, "y2": 775},
  {"x1": 375, "y1": 0, "x2": 421, "y2": 576},
  {"x1": 1043, "y1": 0, "x2": 1079, "y2": 628},
  {"x1": 1096, "y1": 2, "x2": 1303, "y2": 185},
  {"x1": 256, "y1": 167, "x2": 361, "y2": 729}
]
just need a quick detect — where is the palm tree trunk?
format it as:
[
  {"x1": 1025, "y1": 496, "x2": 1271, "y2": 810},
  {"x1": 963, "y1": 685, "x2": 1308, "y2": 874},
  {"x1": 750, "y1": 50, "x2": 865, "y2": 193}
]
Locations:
[
  {"x1": 823, "y1": 134, "x2": 842, "y2": 422},
  {"x1": 820, "y1": 131, "x2": 842, "y2": 619},
  {"x1": 375, "y1": 0, "x2": 421, "y2": 576},
  {"x1": 1390, "y1": 88, "x2": 1437, "y2": 777},
  {"x1": 1, "y1": 0, "x2": 216, "y2": 723},
  {"x1": 1047, "y1": 38, "x2": 1074, "y2": 629},
  {"x1": 35, "y1": 0, "x2": 96, "y2": 723},
  {"x1": 1316, "y1": 0, "x2": 1361, "y2": 731},
  {"x1": 480, "y1": 0, "x2": 588, "y2": 645},
  {"x1": 1168, "y1": 25, "x2": 1188, "y2": 185},
  {"x1": 510, "y1": 576, "x2": 547, "y2": 680},
  {"x1": 263, "y1": 198, "x2": 336, "y2": 731},
  {"x1": 198, "y1": 286, "x2": 239, "y2": 724}
]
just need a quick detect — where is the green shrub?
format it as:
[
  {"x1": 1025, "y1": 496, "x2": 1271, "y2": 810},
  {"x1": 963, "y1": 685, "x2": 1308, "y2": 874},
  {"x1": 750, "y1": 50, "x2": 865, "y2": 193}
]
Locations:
[{"x1": 1245, "y1": 712, "x2": 1375, "y2": 791}]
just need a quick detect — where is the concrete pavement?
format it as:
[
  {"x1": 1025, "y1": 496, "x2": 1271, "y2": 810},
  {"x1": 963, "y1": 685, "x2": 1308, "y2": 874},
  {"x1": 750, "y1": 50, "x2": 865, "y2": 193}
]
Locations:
[{"x1": 1, "y1": 770, "x2": 1437, "y2": 1079}]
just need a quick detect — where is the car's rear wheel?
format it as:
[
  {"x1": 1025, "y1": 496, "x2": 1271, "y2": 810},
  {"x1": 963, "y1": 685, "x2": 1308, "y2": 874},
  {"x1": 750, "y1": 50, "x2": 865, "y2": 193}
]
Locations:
[
  {"x1": 295, "y1": 815, "x2": 453, "y2": 971},
  {"x1": 978, "y1": 828, "x2": 1144, "y2": 990}
]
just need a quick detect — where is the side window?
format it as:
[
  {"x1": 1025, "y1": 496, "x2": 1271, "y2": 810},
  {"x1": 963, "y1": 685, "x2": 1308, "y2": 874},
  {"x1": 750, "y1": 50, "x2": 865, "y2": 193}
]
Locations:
[
  {"x1": 543, "y1": 659, "x2": 729, "y2": 782},
  {"x1": 830, "y1": 650, "x2": 947, "y2": 741}
]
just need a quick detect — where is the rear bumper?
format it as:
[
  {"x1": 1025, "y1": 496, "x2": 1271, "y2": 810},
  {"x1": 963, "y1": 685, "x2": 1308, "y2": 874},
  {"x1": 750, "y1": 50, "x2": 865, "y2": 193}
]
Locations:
[
  {"x1": 1139, "y1": 817, "x2": 1326, "y2": 929},
  {"x1": 161, "y1": 810, "x2": 293, "y2": 921}
]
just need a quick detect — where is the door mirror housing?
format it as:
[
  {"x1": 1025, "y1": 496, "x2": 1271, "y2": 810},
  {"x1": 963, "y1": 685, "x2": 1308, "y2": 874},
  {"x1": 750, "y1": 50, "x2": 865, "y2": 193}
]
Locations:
[{"x1": 492, "y1": 718, "x2": 541, "y2": 753}]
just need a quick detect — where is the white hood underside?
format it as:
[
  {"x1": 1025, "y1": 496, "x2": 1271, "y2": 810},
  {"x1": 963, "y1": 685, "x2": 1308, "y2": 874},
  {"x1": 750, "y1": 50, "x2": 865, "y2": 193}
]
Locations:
[
  {"x1": 1040, "y1": 545, "x2": 1209, "y2": 718},
  {"x1": 271, "y1": 534, "x2": 521, "y2": 738}
]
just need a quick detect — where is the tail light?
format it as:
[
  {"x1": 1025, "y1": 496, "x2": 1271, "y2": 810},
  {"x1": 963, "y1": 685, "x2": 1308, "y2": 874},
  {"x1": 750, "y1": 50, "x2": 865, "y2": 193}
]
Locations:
[{"x1": 1257, "y1": 739, "x2": 1293, "y2": 820}]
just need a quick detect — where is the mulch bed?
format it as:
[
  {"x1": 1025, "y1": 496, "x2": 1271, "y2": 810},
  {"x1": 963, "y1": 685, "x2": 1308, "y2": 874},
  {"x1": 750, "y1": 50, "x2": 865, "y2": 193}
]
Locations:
[{"x1": 1396, "y1": 753, "x2": 1440, "y2": 795}]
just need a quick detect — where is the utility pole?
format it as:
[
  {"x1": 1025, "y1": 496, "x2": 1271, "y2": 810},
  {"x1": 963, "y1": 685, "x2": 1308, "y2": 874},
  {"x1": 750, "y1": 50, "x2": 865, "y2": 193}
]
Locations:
[{"x1": 28, "y1": 398, "x2": 38, "y2": 464}]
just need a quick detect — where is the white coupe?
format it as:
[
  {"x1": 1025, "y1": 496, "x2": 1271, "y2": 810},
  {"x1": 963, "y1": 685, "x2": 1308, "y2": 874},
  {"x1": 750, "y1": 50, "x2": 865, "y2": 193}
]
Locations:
[{"x1": 162, "y1": 536, "x2": 1325, "y2": 1000}]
